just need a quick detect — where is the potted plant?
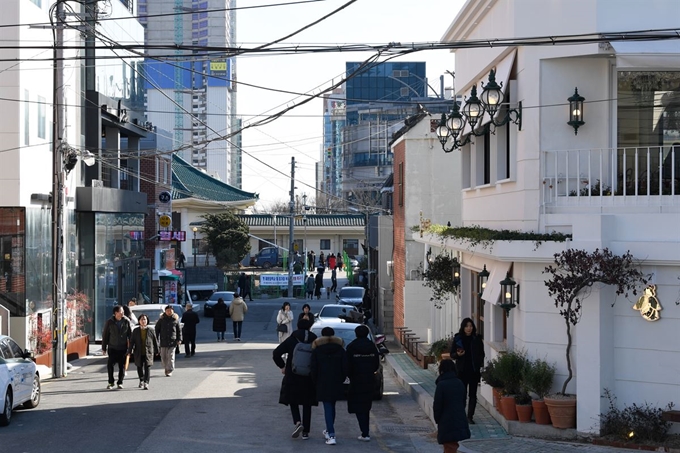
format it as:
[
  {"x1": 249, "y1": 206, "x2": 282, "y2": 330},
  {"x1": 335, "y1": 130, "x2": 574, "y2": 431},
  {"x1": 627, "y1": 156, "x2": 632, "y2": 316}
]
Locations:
[
  {"x1": 515, "y1": 392, "x2": 533, "y2": 423},
  {"x1": 428, "y1": 336, "x2": 453, "y2": 363},
  {"x1": 543, "y1": 248, "x2": 647, "y2": 429},
  {"x1": 494, "y1": 350, "x2": 527, "y2": 420},
  {"x1": 524, "y1": 358, "x2": 556, "y2": 425},
  {"x1": 65, "y1": 291, "x2": 92, "y2": 360},
  {"x1": 423, "y1": 253, "x2": 458, "y2": 308},
  {"x1": 481, "y1": 357, "x2": 504, "y2": 410},
  {"x1": 28, "y1": 316, "x2": 53, "y2": 367}
]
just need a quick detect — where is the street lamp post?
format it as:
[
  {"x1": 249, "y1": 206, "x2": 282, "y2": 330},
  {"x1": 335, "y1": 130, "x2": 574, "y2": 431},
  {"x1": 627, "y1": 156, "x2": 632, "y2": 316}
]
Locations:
[
  {"x1": 302, "y1": 194, "x2": 308, "y2": 271},
  {"x1": 192, "y1": 227, "x2": 197, "y2": 267}
]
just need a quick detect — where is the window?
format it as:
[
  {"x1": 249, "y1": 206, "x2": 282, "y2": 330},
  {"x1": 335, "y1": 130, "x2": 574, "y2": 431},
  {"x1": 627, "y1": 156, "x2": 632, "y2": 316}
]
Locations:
[
  {"x1": 319, "y1": 239, "x2": 330, "y2": 250},
  {"x1": 37, "y1": 96, "x2": 46, "y2": 139},
  {"x1": 24, "y1": 90, "x2": 29, "y2": 145},
  {"x1": 342, "y1": 239, "x2": 359, "y2": 256}
]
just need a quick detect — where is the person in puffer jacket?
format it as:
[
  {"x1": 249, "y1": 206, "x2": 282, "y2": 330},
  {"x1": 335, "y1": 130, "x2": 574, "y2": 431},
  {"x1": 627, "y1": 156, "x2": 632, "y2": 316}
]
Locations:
[
  {"x1": 155, "y1": 305, "x2": 182, "y2": 376},
  {"x1": 228, "y1": 295, "x2": 248, "y2": 341},
  {"x1": 311, "y1": 327, "x2": 347, "y2": 445},
  {"x1": 102, "y1": 305, "x2": 133, "y2": 389}
]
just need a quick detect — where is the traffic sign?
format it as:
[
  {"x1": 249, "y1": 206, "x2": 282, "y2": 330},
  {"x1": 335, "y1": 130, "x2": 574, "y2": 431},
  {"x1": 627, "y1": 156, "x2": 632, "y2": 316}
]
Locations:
[
  {"x1": 159, "y1": 215, "x2": 171, "y2": 228},
  {"x1": 159, "y1": 191, "x2": 171, "y2": 203}
]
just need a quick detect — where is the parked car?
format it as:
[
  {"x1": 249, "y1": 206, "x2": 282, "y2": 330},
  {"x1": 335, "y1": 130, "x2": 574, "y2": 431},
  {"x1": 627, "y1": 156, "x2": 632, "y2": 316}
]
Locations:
[
  {"x1": 129, "y1": 304, "x2": 184, "y2": 329},
  {"x1": 309, "y1": 319, "x2": 384, "y2": 400},
  {"x1": 0, "y1": 335, "x2": 41, "y2": 426},
  {"x1": 203, "y1": 291, "x2": 235, "y2": 317},
  {"x1": 336, "y1": 286, "x2": 366, "y2": 308}
]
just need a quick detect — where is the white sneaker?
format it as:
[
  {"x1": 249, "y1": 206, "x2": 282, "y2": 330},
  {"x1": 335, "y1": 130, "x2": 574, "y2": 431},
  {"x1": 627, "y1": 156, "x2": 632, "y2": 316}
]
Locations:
[
  {"x1": 358, "y1": 435, "x2": 370, "y2": 442},
  {"x1": 322, "y1": 430, "x2": 330, "y2": 440},
  {"x1": 325, "y1": 437, "x2": 336, "y2": 445}
]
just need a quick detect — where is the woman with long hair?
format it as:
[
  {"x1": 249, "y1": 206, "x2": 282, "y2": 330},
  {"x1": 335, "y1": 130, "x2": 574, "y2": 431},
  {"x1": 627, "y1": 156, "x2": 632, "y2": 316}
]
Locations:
[
  {"x1": 451, "y1": 318, "x2": 485, "y2": 424},
  {"x1": 277, "y1": 301, "x2": 294, "y2": 343}
]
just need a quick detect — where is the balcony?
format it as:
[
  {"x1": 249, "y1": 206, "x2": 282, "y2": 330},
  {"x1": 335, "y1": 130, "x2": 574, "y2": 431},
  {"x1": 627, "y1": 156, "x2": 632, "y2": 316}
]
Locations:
[{"x1": 542, "y1": 146, "x2": 680, "y2": 213}]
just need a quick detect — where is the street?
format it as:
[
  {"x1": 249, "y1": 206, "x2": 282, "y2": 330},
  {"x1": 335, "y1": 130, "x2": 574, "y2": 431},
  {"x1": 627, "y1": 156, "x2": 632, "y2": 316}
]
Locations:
[{"x1": 1, "y1": 298, "x2": 441, "y2": 453}]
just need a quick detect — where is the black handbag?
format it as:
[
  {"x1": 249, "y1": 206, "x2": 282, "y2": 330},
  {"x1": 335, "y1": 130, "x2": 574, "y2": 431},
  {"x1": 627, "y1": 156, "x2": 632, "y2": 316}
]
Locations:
[{"x1": 277, "y1": 323, "x2": 288, "y2": 333}]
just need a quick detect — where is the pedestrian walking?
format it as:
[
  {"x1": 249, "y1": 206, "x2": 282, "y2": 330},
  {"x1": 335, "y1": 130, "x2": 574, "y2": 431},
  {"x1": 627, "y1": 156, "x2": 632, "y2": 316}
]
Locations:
[
  {"x1": 243, "y1": 274, "x2": 253, "y2": 301},
  {"x1": 102, "y1": 305, "x2": 133, "y2": 389},
  {"x1": 327, "y1": 253, "x2": 336, "y2": 271},
  {"x1": 177, "y1": 251, "x2": 186, "y2": 269},
  {"x1": 311, "y1": 326, "x2": 347, "y2": 445},
  {"x1": 314, "y1": 272, "x2": 323, "y2": 300},
  {"x1": 346, "y1": 324, "x2": 380, "y2": 441},
  {"x1": 337, "y1": 254, "x2": 344, "y2": 271},
  {"x1": 433, "y1": 359, "x2": 471, "y2": 453},
  {"x1": 309, "y1": 251, "x2": 316, "y2": 271},
  {"x1": 155, "y1": 305, "x2": 182, "y2": 377},
  {"x1": 237, "y1": 272, "x2": 247, "y2": 298},
  {"x1": 298, "y1": 303, "x2": 312, "y2": 322},
  {"x1": 450, "y1": 317, "x2": 485, "y2": 424},
  {"x1": 330, "y1": 268, "x2": 337, "y2": 292},
  {"x1": 181, "y1": 302, "x2": 200, "y2": 357},
  {"x1": 229, "y1": 294, "x2": 248, "y2": 341},
  {"x1": 127, "y1": 314, "x2": 159, "y2": 390},
  {"x1": 273, "y1": 318, "x2": 318, "y2": 440},
  {"x1": 276, "y1": 301, "x2": 294, "y2": 343},
  {"x1": 212, "y1": 297, "x2": 228, "y2": 341},
  {"x1": 319, "y1": 251, "x2": 325, "y2": 269},
  {"x1": 305, "y1": 274, "x2": 315, "y2": 300}
]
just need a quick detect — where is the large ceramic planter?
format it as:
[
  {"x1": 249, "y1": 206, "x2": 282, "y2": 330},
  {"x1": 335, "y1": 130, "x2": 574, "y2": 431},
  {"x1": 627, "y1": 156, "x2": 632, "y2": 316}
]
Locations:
[
  {"x1": 492, "y1": 387, "x2": 503, "y2": 410},
  {"x1": 532, "y1": 399, "x2": 552, "y2": 425},
  {"x1": 66, "y1": 335, "x2": 89, "y2": 360},
  {"x1": 500, "y1": 395, "x2": 518, "y2": 420},
  {"x1": 544, "y1": 395, "x2": 576, "y2": 429},
  {"x1": 516, "y1": 404, "x2": 533, "y2": 423}
]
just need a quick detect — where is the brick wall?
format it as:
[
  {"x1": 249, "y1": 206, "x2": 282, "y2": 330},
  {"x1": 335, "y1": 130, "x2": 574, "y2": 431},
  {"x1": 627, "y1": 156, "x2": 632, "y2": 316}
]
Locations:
[
  {"x1": 140, "y1": 155, "x2": 158, "y2": 261},
  {"x1": 392, "y1": 141, "x2": 406, "y2": 338}
]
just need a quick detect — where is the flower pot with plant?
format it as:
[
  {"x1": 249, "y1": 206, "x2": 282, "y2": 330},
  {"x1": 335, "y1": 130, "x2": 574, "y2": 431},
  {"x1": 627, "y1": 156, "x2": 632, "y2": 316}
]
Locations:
[
  {"x1": 543, "y1": 248, "x2": 647, "y2": 429},
  {"x1": 524, "y1": 358, "x2": 556, "y2": 425},
  {"x1": 515, "y1": 392, "x2": 533, "y2": 423},
  {"x1": 423, "y1": 253, "x2": 459, "y2": 308},
  {"x1": 494, "y1": 350, "x2": 527, "y2": 420},
  {"x1": 481, "y1": 357, "x2": 504, "y2": 410},
  {"x1": 428, "y1": 336, "x2": 453, "y2": 363}
]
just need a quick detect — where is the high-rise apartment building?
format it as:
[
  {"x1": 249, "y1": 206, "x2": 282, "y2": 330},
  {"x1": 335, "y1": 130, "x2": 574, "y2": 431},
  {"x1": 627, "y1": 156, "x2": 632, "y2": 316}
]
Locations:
[{"x1": 140, "y1": 0, "x2": 241, "y2": 187}]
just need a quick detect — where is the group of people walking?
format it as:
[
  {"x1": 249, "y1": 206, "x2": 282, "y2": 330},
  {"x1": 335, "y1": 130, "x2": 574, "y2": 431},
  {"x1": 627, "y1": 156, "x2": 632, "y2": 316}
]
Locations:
[
  {"x1": 306, "y1": 251, "x2": 344, "y2": 272},
  {"x1": 272, "y1": 318, "x2": 380, "y2": 445},
  {"x1": 211, "y1": 295, "x2": 249, "y2": 342}
]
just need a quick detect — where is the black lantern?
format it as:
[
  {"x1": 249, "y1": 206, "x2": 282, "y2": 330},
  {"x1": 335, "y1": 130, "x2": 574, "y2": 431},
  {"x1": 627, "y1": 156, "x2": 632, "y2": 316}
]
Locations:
[
  {"x1": 479, "y1": 69, "x2": 503, "y2": 118},
  {"x1": 499, "y1": 272, "x2": 520, "y2": 317},
  {"x1": 461, "y1": 85, "x2": 484, "y2": 129},
  {"x1": 436, "y1": 103, "x2": 472, "y2": 153},
  {"x1": 451, "y1": 257, "x2": 461, "y2": 288},
  {"x1": 477, "y1": 265, "x2": 489, "y2": 296},
  {"x1": 567, "y1": 87, "x2": 585, "y2": 135},
  {"x1": 426, "y1": 247, "x2": 433, "y2": 264}
]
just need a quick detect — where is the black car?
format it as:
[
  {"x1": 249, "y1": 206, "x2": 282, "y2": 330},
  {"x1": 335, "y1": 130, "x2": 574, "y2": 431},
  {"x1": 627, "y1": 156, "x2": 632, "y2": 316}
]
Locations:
[
  {"x1": 310, "y1": 319, "x2": 383, "y2": 400},
  {"x1": 203, "y1": 291, "x2": 234, "y2": 317}
]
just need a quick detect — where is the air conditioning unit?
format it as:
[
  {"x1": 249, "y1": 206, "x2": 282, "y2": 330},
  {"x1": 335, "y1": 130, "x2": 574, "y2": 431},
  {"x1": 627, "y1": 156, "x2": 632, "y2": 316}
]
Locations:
[{"x1": 386, "y1": 261, "x2": 393, "y2": 278}]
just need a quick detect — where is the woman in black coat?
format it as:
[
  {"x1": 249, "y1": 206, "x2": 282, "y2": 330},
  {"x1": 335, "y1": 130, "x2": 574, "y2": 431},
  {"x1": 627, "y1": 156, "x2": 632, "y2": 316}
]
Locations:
[
  {"x1": 126, "y1": 314, "x2": 159, "y2": 389},
  {"x1": 450, "y1": 317, "x2": 485, "y2": 424},
  {"x1": 433, "y1": 359, "x2": 470, "y2": 453},
  {"x1": 346, "y1": 324, "x2": 380, "y2": 441},
  {"x1": 212, "y1": 298, "x2": 228, "y2": 341},
  {"x1": 314, "y1": 272, "x2": 323, "y2": 300},
  {"x1": 273, "y1": 318, "x2": 318, "y2": 439}
]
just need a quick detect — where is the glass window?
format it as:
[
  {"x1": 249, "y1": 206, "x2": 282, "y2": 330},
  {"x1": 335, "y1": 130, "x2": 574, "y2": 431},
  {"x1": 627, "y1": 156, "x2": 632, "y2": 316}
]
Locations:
[
  {"x1": 7, "y1": 338, "x2": 23, "y2": 358},
  {"x1": 37, "y1": 96, "x2": 46, "y2": 139},
  {"x1": 319, "y1": 239, "x2": 330, "y2": 250},
  {"x1": 342, "y1": 239, "x2": 359, "y2": 256}
]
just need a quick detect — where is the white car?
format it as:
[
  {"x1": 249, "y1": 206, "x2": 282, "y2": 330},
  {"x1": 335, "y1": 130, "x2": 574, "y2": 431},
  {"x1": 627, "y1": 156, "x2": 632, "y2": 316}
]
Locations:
[
  {"x1": 129, "y1": 304, "x2": 185, "y2": 330},
  {"x1": 0, "y1": 335, "x2": 41, "y2": 426}
]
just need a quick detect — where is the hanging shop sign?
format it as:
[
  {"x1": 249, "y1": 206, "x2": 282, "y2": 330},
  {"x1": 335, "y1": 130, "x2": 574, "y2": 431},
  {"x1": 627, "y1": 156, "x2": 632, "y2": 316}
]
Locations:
[{"x1": 632, "y1": 285, "x2": 662, "y2": 321}]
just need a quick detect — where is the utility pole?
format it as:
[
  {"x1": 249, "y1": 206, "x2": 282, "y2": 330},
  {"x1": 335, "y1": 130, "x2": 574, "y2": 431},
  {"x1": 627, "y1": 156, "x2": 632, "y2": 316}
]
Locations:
[
  {"x1": 287, "y1": 157, "x2": 295, "y2": 297},
  {"x1": 51, "y1": 0, "x2": 66, "y2": 378}
]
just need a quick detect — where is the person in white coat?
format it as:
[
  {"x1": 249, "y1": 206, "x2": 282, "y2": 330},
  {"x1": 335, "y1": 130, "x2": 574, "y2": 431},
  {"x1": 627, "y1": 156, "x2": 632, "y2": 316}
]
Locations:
[{"x1": 277, "y1": 301, "x2": 294, "y2": 343}]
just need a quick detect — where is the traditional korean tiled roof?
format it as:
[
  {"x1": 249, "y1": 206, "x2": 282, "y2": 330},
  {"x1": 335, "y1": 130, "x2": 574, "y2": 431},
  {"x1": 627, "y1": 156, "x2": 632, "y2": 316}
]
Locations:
[
  {"x1": 171, "y1": 154, "x2": 258, "y2": 203},
  {"x1": 200, "y1": 214, "x2": 366, "y2": 227}
]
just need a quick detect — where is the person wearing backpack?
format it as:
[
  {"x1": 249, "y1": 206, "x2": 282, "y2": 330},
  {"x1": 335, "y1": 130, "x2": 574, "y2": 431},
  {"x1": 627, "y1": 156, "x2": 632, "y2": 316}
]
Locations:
[
  {"x1": 311, "y1": 327, "x2": 347, "y2": 446},
  {"x1": 273, "y1": 318, "x2": 318, "y2": 440}
]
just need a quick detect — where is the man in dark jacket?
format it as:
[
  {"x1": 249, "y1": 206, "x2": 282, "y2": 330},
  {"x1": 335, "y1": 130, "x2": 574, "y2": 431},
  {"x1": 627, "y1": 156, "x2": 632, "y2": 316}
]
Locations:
[
  {"x1": 311, "y1": 327, "x2": 347, "y2": 445},
  {"x1": 155, "y1": 305, "x2": 182, "y2": 376},
  {"x1": 346, "y1": 324, "x2": 380, "y2": 441},
  {"x1": 433, "y1": 359, "x2": 470, "y2": 452},
  {"x1": 102, "y1": 305, "x2": 132, "y2": 389},
  {"x1": 272, "y1": 318, "x2": 318, "y2": 440},
  {"x1": 237, "y1": 272, "x2": 247, "y2": 297},
  {"x1": 181, "y1": 303, "x2": 200, "y2": 358}
]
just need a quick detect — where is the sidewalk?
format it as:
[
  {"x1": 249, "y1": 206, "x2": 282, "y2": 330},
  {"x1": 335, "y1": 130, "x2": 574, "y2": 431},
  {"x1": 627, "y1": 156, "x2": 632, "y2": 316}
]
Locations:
[{"x1": 383, "y1": 342, "x2": 636, "y2": 453}]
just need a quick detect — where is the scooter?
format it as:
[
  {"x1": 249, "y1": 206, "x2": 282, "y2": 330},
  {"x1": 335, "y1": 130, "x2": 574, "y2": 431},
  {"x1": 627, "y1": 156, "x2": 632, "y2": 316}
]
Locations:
[{"x1": 374, "y1": 334, "x2": 390, "y2": 361}]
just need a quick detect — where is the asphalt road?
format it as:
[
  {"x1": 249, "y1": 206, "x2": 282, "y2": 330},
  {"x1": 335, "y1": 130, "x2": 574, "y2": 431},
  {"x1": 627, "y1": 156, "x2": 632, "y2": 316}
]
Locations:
[{"x1": 2, "y1": 298, "x2": 442, "y2": 453}]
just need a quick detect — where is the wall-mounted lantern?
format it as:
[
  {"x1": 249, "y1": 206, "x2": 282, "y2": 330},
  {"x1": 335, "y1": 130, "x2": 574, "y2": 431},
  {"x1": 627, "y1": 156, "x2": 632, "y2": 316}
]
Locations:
[
  {"x1": 477, "y1": 265, "x2": 489, "y2": 296},
  {"x1": 499, "y1": 272, "x2": 520, "y2": 317},
  {"x1": 567, "y1": 87, "x2": 585, "y2": 135},
  {"x1": 452, "y1": 257, "x2": 461, "y2": 288}
]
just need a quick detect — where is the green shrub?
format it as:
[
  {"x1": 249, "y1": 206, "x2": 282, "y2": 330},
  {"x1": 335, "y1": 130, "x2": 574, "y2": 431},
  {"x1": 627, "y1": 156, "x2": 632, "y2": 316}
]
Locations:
[
  {"x1": 524, "y1": 358, "x2": 556, "y2": 400},
  {"x1": 481, "y1": 357, "x2": 504, "y2": 388},
  {"x1": 494, "y1": 350, "x2": 528, "y2": 395},
  {"x1": 428, "y1": 336, "x2": 453, "y2": 362},
  {"x1": 600, "y1": 388, "x2": 675, "y2": 443}
]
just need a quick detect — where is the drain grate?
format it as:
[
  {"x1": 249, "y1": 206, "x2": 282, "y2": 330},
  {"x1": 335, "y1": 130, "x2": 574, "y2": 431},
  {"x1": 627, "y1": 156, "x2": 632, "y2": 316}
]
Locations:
[{"x1": 379, "y1": 424, "x2": 434, "y2": 434}]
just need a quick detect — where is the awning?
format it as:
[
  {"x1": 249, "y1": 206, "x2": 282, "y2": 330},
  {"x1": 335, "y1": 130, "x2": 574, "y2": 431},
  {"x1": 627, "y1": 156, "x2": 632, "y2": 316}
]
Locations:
[
  {"x1": 480, "y1": 261, "x2": 512, "y2": 305},
  {"x1": 611, "y1": 40, "x2": 680, "y2": 69},
  {"x1": 459, "y1": 50, "x2": 517, "y2": 138}
]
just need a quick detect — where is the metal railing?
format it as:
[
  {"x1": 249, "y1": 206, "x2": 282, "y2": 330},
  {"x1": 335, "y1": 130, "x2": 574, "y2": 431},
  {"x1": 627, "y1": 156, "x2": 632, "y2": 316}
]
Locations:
[{"x1": 542, "y1": 146, "x2": 679, "y2": 205}]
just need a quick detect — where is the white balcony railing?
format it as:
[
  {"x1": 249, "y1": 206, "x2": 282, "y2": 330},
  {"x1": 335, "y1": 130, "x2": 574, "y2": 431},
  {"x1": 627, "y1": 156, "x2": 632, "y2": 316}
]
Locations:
[{"x1": 542, "y1": 146, "x2": 680, "y2": 209}]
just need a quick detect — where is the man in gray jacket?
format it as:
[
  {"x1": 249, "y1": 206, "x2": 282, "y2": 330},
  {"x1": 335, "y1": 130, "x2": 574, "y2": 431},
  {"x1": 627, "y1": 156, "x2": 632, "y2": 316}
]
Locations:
[
  {"x1": 155, "y1": 305, "x2": 182, "y2": 376},
  {"x1": 102, "y1": 305, "x2": 132, "y2": 389}
]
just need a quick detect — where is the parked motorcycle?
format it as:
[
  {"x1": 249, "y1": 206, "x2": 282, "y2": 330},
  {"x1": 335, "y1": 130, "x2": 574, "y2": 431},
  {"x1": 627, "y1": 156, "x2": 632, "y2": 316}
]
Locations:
[{"x1": 374, "y1": 334, "x2": 390, "y2": 361}]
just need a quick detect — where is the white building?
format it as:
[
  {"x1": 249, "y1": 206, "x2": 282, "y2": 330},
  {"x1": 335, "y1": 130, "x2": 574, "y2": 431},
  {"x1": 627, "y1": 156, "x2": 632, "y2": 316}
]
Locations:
[{"x1": 411, "y1": 0, "x2": 680, "y2": 435}]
